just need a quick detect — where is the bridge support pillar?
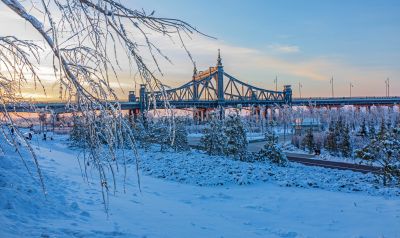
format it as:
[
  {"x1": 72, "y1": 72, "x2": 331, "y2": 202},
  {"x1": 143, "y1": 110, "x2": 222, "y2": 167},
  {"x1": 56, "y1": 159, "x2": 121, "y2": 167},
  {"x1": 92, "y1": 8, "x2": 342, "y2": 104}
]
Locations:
[
  {"x1": 193, "y1": 108, "x2": 208, "y2": 123},
  {"x1": 129, "y1": 108, "x2": 141, "y2": 121},
  {"x1": 139, "y1": 84, "x2": 147, "y2": 114},
  {"x1": 252, "y1": 106, "x2": 261, "y2": 122},
  {"x1": 217, "y1": 106, "x2": 225, "y2": 120},
  {"x1": 272, "y1": 107, "x2": 280, "y2": 121}
]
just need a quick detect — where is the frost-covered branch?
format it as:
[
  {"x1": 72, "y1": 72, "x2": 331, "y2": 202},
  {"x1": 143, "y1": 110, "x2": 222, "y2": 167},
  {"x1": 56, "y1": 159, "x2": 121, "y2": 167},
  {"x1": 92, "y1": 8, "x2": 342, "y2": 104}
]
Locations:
[{"x1": 1, "y1": 0, "x2": 204, "y2": 212}]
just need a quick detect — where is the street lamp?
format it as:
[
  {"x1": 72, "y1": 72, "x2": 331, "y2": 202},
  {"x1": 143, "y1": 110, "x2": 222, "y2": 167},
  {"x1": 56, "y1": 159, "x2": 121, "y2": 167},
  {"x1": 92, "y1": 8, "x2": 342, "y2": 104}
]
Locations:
[
  {"x1": 385, "y1": 78, "x2": 390, "y2": 97},
  {"x1": 350, "y1": 82, "x2": 354, "y2": 97},
  {"x1": 298, "y1": 82, "x2": 303, "y2": 98},
  {"x1": 330, "y1": 76, "x2": 334, "y2": 97}
]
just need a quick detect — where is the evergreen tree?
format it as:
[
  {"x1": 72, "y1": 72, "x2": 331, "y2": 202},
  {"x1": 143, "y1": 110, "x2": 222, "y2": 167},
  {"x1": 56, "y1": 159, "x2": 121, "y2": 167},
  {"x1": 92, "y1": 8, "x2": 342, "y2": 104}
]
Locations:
[
  {"x1": 359, "y1": 119, "x2": 367, "y2": 137},
  {"x1": 334, "y1": 116, "x2": 344, "y2": 141},
  {"x1": 148, "y1": 122, "x2": 170, "y2": 151},
  {"x1": 341, "y1": 124, "x2": 352, "y2": 157},
  {"x1": 395, "y1": 115, "x2": 400, "y2": 128},
  {"x1": 325, "y1": 121, "x2": 337, "y2": 154},
  {"x1": 368, "y1": 120, "x2": 376, "y2": 139},
  {"x1": 201, "y1": 116, "x2": 227, "y2": 155},
  {"x1": 303, "y1": 128, "x2": 315, "y2": 154},
  {"x1": 70, "y1": 118, "x2": 88, "y2": 145},
  {"x1": 257, "y1": 129, "x2": 288, "y2": 166},
  {"x1": 356, "y1": 128, "x2": 400, "y2": 186},
  {"x1": 171, "y1": 119, "x2": 189, "y2": 152},
  {"x1": 378, "y1": 118, "x2": 386, "y2": 139},
  {"x1": 224, "y1": 114, "x2": 248, "y2": 160},
  {"x1": 132, "y1": 117, "x2": 147, "y2": 148}
]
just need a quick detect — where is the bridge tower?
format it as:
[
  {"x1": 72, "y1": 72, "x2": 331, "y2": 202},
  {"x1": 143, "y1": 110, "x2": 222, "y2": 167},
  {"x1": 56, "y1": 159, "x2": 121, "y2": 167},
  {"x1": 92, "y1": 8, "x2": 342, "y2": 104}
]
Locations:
[
  {"x1": 283, "y1": 85, "x2": 292, "y2": 105},
  {"x1": 216, "y1": 49, "x2": 225, "y2": 119},
  {"x1": 192, "y1": 63, "x2": 198, "y2": 100},
  {"x1": 216, "y1": 49, "x2": 224, "y2": 104},
  {"x1": 139, "y1": 84, "x2": 147, "y2": 113}
]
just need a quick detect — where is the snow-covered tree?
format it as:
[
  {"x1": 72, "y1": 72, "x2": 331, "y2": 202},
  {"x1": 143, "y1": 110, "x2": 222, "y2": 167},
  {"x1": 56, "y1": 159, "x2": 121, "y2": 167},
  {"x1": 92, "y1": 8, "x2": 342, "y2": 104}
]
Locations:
[
  {"x1": 0, "y1": 0, "x2": 203, "y2": 209},
  {"x1": 148, "y1": 122, "x2": 170, "y2": 151},
  {"x1": 302, "y1": 128, "x2": 315, "y2": 154},
  {"x1": 325, "y1": 120, "x2": 337, "y2": 154},
  {"x1": 171, "y1": 119, "x2": 189, "y2": 152},
  {"x1": 224, "y1": 113, "x2": 248, "y2": 160},
  {"x1": 377, "y1": 118, "x2": 387, "y2": 139},
  {"x1": 368, "y1": 120, "x2": 376, "y2": 139},
  {"x1": 358, "y1": 119, "x2": 367, "y2": 137},
  {"x1": 340, "y1": 124, "x2": 352, "y2": 157},
  {"x1": 131, "y1": 117, "x2": 150, "y2": 150},
  {"x1": 201, "y1": 115, "x2": 227, "y2": 156},
  {"x1": 257, "y1": 129, "x2": 288, "y2": 166},
  {"x1": 356, "y1": 127, "x2": 400, "y2": 186}
]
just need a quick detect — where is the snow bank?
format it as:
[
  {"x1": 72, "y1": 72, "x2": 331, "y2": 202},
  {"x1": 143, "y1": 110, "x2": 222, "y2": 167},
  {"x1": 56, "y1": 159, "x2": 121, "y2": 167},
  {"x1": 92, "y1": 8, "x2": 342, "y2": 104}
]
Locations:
[{"x1": 138, "y1": 146, "x2": 399, "y2": 197}]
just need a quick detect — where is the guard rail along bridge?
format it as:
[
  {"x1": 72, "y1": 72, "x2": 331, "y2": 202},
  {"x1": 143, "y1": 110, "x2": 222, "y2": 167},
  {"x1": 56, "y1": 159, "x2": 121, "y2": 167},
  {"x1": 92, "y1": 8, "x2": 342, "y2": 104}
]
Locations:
[{"x1": 4, "y1": 51, "x2": 400, "y2": 120}]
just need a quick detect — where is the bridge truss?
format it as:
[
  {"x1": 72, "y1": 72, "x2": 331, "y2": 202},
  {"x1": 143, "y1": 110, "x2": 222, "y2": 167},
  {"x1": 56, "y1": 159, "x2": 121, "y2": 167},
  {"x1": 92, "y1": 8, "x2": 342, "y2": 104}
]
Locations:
[{"x1": 139, "y1": 51, "x2": 292, "y2": 111}]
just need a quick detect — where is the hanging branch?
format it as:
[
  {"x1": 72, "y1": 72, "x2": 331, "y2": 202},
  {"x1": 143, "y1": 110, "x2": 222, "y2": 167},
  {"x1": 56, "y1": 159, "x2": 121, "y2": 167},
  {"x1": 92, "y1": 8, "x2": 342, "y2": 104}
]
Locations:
[{"x1": 1, "y1": 0, "x2": 207, "y2": 212}]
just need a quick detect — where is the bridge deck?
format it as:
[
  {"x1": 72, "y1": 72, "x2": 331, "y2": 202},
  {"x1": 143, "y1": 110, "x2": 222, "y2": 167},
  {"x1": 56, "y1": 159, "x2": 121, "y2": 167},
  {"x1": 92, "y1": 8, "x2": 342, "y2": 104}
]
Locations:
[{"x1": 3, "y1": 96, "x2": 399, "y2": 113}]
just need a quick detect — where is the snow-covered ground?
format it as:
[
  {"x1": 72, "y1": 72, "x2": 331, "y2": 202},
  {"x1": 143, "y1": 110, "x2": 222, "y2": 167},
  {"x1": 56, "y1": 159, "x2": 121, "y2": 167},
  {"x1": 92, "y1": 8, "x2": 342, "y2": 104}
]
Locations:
[
  {"x1": 188, "y1": 132, "x2": 265, "y2": 141},
  {"x1": 1, "y1": 134, "x2": 399, "y2": 237}
]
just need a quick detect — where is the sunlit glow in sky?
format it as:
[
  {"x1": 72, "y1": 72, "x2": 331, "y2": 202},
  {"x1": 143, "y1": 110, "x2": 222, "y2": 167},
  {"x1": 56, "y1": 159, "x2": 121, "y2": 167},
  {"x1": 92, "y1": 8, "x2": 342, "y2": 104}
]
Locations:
[{"x1": 0, "y1": 0, "x2": 399, "y2": 100}]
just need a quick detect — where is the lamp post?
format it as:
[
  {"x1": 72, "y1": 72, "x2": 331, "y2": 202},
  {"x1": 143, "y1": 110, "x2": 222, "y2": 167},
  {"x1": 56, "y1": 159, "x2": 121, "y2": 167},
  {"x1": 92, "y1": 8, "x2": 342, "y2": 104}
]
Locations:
[
  {"x1": 274, "y1": 75, "x2": 278, "y2": 91},
  {"x1": 330, "y1": 76, "x2": 334, "y2": 97},
  {"x1": 350, "y1": 82, "x2": 354, "y2": 97},
  {"x1": 385, "y1": 78, "x2": 390, "y2": 97},
  {"x1": 298, "y1": 82, "x2": 303, "y2": 98}
]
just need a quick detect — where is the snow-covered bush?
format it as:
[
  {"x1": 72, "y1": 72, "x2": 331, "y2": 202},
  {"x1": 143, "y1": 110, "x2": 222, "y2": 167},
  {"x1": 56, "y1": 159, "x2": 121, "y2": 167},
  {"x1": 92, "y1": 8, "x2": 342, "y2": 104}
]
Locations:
[
  {"x1": 355, "y1": 127, "x2": 400, "y2": 186},
  {"x1": 256, "y1": 130, "x2": 288, "y2": 166},
  {"x1": 224, "y1": 113, "x2": 248, "y2": 160},
  {"x1": 201, "y1": 115, "x2": 227, "y2": 156},
  {"x1": 137, "y1": 118, "x2": 189, "y2": 152},
  {"x1": 171, "y1": 119, "x2": 189, "y2": 152}
]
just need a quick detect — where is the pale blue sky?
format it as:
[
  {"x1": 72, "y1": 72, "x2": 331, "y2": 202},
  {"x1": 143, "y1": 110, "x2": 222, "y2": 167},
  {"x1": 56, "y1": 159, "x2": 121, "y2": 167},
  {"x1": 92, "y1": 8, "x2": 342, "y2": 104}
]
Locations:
[
  {"x1": 127, "y1": 0, "x2": 400, "y2": 97},
  {"x1": 0, "y1": 0, "x2": 399, "y2": 98}
]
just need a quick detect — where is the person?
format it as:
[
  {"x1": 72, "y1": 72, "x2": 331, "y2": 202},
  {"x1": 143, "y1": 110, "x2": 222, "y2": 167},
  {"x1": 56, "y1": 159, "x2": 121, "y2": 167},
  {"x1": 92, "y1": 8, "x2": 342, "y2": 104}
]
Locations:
[
  {"x1": 43, "y1": 133, "x2": 47, "y2": 141},
  {"x1": 10, "y1": 127, "x2": 14, "y2": 135},
  {"x1": 28, "y1": 132, "x2": 32, "y2": 140}
]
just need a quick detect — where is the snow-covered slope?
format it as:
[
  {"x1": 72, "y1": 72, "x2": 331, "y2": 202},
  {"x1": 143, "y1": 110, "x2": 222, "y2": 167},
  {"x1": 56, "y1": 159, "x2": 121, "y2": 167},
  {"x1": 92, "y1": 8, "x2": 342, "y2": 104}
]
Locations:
[{"x1": 1, "y1": 135, "x2": 399, "y2": 237}]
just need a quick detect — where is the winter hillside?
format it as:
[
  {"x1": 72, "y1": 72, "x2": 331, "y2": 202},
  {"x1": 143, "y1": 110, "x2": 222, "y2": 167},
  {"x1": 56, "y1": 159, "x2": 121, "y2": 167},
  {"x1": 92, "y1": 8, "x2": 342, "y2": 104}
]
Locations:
[{"x1": 1, "y1": 133, "x2": 399, "y2": 238}]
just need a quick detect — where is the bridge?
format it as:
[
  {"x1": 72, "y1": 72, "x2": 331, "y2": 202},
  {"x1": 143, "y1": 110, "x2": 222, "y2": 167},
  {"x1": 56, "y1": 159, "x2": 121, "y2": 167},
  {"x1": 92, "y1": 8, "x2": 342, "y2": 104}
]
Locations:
[{"x1": 3, "y1": 51, "x2": 399, "y2": 117}]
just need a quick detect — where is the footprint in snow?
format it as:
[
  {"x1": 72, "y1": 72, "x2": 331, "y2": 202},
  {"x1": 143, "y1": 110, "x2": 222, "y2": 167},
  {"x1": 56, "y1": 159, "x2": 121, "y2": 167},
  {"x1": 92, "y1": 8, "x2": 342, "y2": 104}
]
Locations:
[
  {"x1": 180, "y1": 199, "x2": 192, "y2": 204},
  {"x1": 70, "y1": 201, "x2": 80, "y2": 211},
  {"x1": 80, "y1": 211, "x2": 90, "y2": 217},
  {"x1": 217, "y1": 193, "x2": 232, "y2": 200}
]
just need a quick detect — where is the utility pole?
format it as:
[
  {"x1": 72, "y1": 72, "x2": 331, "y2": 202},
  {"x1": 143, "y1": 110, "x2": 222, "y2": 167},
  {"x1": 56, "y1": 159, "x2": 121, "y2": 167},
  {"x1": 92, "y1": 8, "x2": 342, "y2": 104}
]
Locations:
[
  {"x1": 274, "y1": 75, "x2": 278, "y2": 91},
  {"x1": 385, "y1": 78, "x2": 390, "y2": 97},
  {"x1": 330, "y1": 76, "x2": 334, "y2": 97},
  {"x1": 349, "y1": 82, "x2": 354, "y2": 97},
  {"x1": 298, "y1": 82, "x2": 303, "y2": 98}
]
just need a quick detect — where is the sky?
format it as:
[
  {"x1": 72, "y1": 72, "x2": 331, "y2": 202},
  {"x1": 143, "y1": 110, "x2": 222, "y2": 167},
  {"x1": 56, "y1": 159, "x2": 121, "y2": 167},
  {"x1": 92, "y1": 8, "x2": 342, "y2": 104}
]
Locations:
[{"x1": 0, "y1": 0, "x2": 399, "y2": 99}]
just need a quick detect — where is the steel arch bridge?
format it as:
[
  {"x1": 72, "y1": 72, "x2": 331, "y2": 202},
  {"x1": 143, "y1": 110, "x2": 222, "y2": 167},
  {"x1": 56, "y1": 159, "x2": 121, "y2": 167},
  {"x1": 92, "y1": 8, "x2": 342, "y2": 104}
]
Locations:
[
  {"x1": 2, "y1": 51, "x2": 400, "y2": 115},
  {"x1": 134, "y1": 50, "x2": 292, "y2": 113}
]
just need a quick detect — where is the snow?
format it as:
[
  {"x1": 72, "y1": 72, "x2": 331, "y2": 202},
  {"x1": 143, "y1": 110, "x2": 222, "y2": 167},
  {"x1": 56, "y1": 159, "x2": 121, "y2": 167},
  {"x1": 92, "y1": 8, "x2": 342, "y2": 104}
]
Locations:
[{"x1": 1, "y1": 134, "x2": 400, "y2": 237}]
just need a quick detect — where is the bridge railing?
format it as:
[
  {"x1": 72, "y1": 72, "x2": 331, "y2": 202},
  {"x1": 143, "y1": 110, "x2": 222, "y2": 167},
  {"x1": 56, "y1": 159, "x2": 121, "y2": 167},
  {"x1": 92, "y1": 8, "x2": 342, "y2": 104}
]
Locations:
[{"x1": 293, "y1": 96, "x2": 400, "y2": 100}]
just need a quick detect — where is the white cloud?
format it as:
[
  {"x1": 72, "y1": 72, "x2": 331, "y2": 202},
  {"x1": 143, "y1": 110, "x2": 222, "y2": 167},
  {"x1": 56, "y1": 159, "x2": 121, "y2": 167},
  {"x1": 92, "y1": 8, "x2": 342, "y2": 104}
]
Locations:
[{"x1": 268, "y1": 44, "x2": 300, "y2": 54}]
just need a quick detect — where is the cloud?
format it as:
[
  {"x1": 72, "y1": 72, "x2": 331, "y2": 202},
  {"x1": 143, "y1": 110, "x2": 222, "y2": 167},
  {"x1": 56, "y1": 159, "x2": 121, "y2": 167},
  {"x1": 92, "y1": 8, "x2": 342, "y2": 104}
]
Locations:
[
  {"x1": 0, "y1": 14, "x2": 396, "y2": 99},
  {"x1": 268, "y1": 44, "x2": 300, "y2": 54}
]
